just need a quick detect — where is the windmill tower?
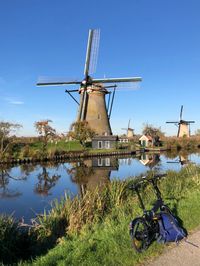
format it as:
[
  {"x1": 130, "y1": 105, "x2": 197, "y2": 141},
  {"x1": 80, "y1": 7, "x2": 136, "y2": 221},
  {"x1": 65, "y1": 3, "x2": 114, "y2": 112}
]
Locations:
[
  {"x1": 166, "y1": 105, "x2": 195, "y2": 137},
  {"x1": 37, "y1": 29, "x2": 142, "y2": 136},
  {"x1": 121, "y1": 119, "x2": 134, "y2": 138}
]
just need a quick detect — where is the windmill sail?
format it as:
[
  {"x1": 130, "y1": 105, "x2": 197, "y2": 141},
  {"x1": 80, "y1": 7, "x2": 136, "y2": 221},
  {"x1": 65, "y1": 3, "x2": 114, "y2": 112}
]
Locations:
[
  {"x1": 92, "y1": 77, "x2": 142, "y2": 83},
  {"x1": 88, "y1": 29, "x2": 100, "y2": 75},
  {"x1": 180, "y1": 105, "x2": 183, "y2": 120},
  {"x1": 84, "y1": 29, "x2": 94, "y2": 77},
  {"x1": 37, "y1": 77, "x2": 81, "y2": 86}
]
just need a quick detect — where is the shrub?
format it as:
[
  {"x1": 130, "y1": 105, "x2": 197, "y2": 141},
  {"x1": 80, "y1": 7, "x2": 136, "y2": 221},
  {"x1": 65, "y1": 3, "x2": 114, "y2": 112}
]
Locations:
[{"x1": 0, "y1": 215, "x2": 30, "y2": 264}]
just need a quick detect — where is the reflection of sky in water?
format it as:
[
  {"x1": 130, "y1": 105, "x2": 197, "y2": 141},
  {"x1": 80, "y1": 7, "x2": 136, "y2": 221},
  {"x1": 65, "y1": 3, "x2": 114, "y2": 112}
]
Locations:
[
  {"x1": 0, "y1": 163, "x2": 78, "y2": 222},
  {"x1": 1, "y1": 152, "x2": 200, "y2": 222},
  {"x1": 110, "y1": 158, "x2": 147, "y2": 180},
  {"x1": 111, "y1": 153, "x2": 200, "y2": 181}
]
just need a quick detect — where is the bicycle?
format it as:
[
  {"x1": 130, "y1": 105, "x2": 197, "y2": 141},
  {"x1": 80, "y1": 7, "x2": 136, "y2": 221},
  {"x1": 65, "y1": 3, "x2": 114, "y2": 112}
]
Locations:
[{"x1": 129, "y1": 174, "x2": 171, "y2": 253}]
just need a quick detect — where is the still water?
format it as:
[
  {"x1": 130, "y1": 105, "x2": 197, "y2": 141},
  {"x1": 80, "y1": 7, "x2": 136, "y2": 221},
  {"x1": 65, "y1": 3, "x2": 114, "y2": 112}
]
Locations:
[{"x1": 1, "y1": 151, "x2": 200, "y2": 222}]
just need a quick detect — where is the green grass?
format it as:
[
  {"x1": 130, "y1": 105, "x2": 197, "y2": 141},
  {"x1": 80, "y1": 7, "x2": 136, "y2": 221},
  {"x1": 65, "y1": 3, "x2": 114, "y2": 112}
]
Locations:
[
  {"x1": 9, "y1": 140, "x2": 84, "y2": 160},
  {"x1": 23, "y1": 191, "x2": 200, "y2": 266},
  {"x1": 47, "y1": 140, "x2": 83, "y2": 152},
  {"x1": 23, "y1": 217, "x2": 164, "y2": 266},
  {"x1": 16, "y1": 165, "x2": 200, "y2": 266},
  {"x1": 29, "y1": 140, "x2": 83, "y2": 153}
]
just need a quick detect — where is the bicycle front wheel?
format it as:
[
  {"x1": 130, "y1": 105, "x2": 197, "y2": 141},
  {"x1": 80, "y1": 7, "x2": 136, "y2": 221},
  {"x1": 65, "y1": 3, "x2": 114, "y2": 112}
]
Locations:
[{"x1": 130, "y1": 217, "x2": 150, "y2": 253}]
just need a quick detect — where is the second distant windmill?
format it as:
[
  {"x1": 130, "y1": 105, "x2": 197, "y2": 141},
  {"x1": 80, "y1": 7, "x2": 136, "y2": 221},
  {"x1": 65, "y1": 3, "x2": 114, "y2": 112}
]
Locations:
[{"x1": 166, "y1": 105, "x2": 195, "y2": 137}]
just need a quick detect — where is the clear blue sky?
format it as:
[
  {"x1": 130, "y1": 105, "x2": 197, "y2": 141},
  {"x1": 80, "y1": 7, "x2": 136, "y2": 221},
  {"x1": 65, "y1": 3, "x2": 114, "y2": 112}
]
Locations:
[{"x1": 0, "y1": 0, "x2": 200, "y2": 136}]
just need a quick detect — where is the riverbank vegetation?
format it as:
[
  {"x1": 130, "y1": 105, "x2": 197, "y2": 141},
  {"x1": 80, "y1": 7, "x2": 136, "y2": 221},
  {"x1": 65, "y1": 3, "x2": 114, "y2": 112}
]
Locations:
[
  {"x1": 1, "y1": 164, "x2": 200, "y2": 265},
  {"x1": 1, "y1": 119, "x2": 200, "y2": 163},
  {"x1": 163, "y1": 135, "x2": 200, "y2": 151},
  {"x1": 1, "y1": 135, "x2": 200, "y2": 164}
]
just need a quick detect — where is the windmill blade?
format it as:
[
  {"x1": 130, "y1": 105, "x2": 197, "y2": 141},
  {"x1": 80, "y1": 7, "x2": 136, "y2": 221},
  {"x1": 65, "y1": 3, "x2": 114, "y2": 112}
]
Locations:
[
  {"x1": 180, "y1": 105, "x2": 183, "y2": 120},
  {"x1": 37, "y1": 77, "x2": 81, "y2": 86},
  {"x1": 113, "y1": 82, "x2": 141, "y2": 91},
  {"x1": 128, "y1": 119, "x2": 131, "y2": 128},
  {"x1": 88, "y1": 29, "x2": 100, "y2": 75},
  {"x1": 101, "y1": 82, "x2": 140, "y2": 91},
  {"x1": 166, "y1": 121, "x2": 179, "y2": 123},
  {"x1": 84, "y1": 29, "x2": 94, "y2": 77},
  {"x1": 92, "y1": 77, "x2": 142, "y2": 83},
  {"x1": 185, "y1": 120, "x2": 195, "y2": 123}
]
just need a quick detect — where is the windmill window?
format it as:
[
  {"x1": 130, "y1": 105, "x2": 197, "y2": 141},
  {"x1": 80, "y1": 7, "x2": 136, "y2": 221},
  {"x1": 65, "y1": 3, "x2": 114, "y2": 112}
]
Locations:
[
  {"x1": 98, "y1": 114, "x2": 101, "y2": 119},
  {"x1": 105, "y1": 157, "x2": 110, "y2": 166},
  {"x1": 142, "y1": 153, "x2": 146, "y2": 160},
  {"x1": 98, "y1": 158, "x2": 103, "y2": 166},
  {"x1": 105, "y1": 141, "x2": 110, "y2": 149},
  {"x1": 98, "y1": 141, "x2": 103, "y2": 149}
]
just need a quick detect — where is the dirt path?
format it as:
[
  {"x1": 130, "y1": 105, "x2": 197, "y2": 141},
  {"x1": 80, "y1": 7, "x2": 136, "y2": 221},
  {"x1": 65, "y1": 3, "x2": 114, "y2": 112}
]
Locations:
[{"x1": 148, "y1": 230, "x2": 200, "y2": 266}]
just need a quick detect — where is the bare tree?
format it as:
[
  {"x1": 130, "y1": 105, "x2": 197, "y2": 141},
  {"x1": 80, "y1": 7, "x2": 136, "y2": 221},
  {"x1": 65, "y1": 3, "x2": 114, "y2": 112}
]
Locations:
[
  {"x1": 142, "y1": 123, "x2": 165, "y2": 138},
  {"x1": 34, "y1": 166, "x2": 60, "y2": 196},
  {"x1": 34, "y1": 120, "x2": 56, "y2": 156},
  {"x1": 0, "y1": 121, "x2": 22, "y2": 160},
  {"x1": 142, "y1": 123, "x2": 165, "y2": 146}
]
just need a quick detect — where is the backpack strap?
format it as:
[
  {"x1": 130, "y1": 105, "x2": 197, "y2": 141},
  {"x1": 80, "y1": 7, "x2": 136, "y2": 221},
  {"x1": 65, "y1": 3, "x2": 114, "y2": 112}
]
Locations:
[
  {"x1": 157, "y1": 217, "x2": 167, "y2": 243},
  {"x1": 184, "y1": 238, "x2": 199, "y2": 248}
]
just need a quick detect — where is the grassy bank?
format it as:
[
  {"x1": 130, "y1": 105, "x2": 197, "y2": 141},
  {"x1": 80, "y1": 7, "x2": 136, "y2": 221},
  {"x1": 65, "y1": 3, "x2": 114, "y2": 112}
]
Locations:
[
  {"x1": 11, "y1": 140, "x2": 84, "y2": 160},
  {"x1": 2, "y1": 136, "x2": 200, "y2": 163},
  {"x1": 1, "y1": 164, "x2": 200, "y2": 265}
]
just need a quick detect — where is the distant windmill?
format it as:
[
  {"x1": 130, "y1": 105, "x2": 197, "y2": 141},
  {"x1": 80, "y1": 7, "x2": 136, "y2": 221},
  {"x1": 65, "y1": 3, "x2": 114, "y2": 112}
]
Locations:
[
  {"x1": 166, "y1": 105, "x2": 195, "y2": 137},
  {"x1": 37, "y1": 29, "x2": 142, "y2": 136},
  {"x1": 121, "y1": 119, "x2": 134, "y2": 138}
]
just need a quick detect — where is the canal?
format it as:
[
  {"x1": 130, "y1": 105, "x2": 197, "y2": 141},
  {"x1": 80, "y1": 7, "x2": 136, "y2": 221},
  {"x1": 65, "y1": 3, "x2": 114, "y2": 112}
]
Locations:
[{"x1": 0, "y1": 151, "x2": 200, "y2": 222}]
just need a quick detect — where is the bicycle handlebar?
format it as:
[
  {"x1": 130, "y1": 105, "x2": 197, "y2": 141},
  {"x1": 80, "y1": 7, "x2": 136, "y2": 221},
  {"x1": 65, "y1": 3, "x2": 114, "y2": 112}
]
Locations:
[
  {"x1": 129, "y1": 173, "x2": 166, "y2": 190},
  {"x1": 143, "y1": 173, "x2": 166, "y2": 180}
]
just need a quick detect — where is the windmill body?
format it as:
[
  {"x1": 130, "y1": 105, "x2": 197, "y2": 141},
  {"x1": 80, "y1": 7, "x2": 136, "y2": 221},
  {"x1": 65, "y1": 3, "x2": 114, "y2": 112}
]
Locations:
[
  {"x1": 78, "y1": 84, "x2": 112, "y2": 135},
  {"x1": 37, "y1": 29, "x2": 142, "y2": 136},
  {"x1": 122, "y1": 119, "x2": 134, "y2": 138},
  {"x1": 166, "y1": 105, "x2": 195, "y2": 137},
  {"x1": 177, "y1": 121, "x2": 190, "y2": 137},
  {"x1": 127, "y1": 128, "x2": 134, "y2": 138}
]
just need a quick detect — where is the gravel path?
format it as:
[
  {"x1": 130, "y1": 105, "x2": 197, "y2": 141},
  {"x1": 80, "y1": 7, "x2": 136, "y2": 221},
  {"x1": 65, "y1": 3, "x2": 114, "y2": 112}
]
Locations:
[{"x1": 148, "y1": 230, "x2": 200, "y2": 266}]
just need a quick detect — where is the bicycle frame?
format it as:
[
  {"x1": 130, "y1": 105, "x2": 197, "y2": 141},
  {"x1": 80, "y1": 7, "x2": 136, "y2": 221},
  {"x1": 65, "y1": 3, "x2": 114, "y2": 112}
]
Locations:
[{"x1": 129, "y1": 174, "x2": 169, "y2": 252}]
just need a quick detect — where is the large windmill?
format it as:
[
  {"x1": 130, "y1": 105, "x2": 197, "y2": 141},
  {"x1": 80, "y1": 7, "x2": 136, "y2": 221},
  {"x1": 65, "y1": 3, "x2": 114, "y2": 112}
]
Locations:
[
  {"x1": 121, "y1": 119, "x2": 134, "y2": 138},
  {"x1": 166, "y1": 105, "x2": 195, "y2": 137},
  {"x1": 37, "y1": 29, "x2": 142, "y2": 136}
]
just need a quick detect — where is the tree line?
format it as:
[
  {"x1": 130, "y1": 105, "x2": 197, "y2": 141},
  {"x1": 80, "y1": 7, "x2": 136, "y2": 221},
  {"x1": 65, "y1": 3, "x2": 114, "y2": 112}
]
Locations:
[{"x1": 1, "y1": 119, "x2": 200, "y2": 161}]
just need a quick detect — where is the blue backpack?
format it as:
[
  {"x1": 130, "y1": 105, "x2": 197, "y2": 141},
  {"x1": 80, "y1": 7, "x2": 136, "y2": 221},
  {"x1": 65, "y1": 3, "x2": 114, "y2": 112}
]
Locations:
[{"x1": 157, "y1": 212, "x2": 187, "y2": 244}]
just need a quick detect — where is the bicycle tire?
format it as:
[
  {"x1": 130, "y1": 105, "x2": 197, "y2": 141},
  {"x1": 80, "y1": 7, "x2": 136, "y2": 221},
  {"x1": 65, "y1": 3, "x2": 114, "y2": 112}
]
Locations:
[{"x1": 130, "y1": 217, "x2": 150, "y2": 253}]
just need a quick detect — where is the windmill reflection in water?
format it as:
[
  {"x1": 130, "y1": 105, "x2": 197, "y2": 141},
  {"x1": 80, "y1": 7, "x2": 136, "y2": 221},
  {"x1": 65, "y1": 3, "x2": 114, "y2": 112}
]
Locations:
[{"x1": 67, "y1": 157, "x2": 119, "y2": 197}]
